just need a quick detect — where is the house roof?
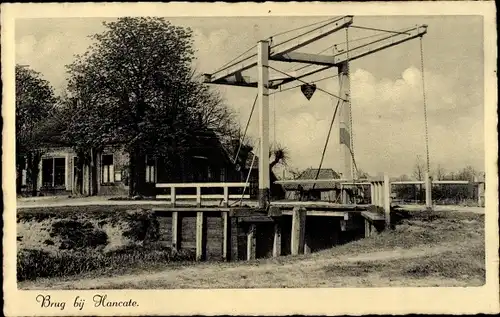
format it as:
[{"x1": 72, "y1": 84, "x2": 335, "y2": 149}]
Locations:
[{"x1": 283, "y1": 168, "x2": 341, "y2": 191}]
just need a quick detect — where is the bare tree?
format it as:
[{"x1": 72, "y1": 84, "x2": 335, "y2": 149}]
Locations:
[
  {"x1": 412, "y1": 155, "x2": 426, "y2": 203},
  {"x1": 435, "y1": 164, "x2": 446, "y2": 180},
  {"x1": 412, "y1": 155, "x2": 425, "y2": 181}
]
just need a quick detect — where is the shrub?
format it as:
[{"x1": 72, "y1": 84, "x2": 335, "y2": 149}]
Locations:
[
  {"x1": 17, "y1": 244, "x2": 195, "y2": 282},
  {"x1": 121, "y1": 210, "x2": 160, "y2": 243},
  {"x1": 51, "y1": 219, "x2": 108, "y2": 250}
]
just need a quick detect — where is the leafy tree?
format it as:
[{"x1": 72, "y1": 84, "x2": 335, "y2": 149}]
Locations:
[
  {"x1": 65, "y1": 17, "x2": 234, "y2": 196},
  {"x1": 15, "y1": 65, "x2": 57, "y2": 196}
]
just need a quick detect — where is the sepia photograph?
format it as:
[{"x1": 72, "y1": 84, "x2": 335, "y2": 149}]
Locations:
[{"x1": 2, "y1": 2, "x2": 498, "y2": 316}]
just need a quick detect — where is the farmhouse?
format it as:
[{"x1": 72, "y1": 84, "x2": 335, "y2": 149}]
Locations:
[{"x1": 19, "y1": 129, "x2": 283, "y2": 198}]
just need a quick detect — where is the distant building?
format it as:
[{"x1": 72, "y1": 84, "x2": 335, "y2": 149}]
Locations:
[{"x1": 283, "y1": 168, "x2": 341, "y2": 201}]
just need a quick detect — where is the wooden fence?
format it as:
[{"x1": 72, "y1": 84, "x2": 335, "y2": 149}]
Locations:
[{"x1": 156, "y1": 182, "x2": 250, "y2": 207}]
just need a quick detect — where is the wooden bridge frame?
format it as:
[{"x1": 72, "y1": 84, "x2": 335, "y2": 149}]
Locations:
[
  {"x1": 203, "y1": 15, "x2": 428, "y2": 209},
  {"x1": 154, "y1": 175, "x2": 484, "y2": 261}
]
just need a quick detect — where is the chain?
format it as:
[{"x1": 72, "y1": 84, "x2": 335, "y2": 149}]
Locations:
[
  {"x1": 273, "y1": 92, "x2": 276, "y2": 145},
  {"x1": 346, "y1": 27, "x2": 356, "y2": 182},
  {"x1": 420, "y1": 37, "x2": 431, "y2": 175}
]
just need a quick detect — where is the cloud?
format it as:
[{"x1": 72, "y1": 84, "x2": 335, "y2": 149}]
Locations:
[
  {"x1": 16, "y1": 26, "x2": 96, "y2": 94},
  {"x1": 238, "y1": 66, "x2": 484, "y2": 176}
]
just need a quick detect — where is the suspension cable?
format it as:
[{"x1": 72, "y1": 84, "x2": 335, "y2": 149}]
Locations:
[
  {"x1": 312, "y1": 76, "x2": 344, "y2": 191},
  {"x1": 213, "y1": 44, "x2": 256, "y2": 74},
  {"x1": 286, "y1": 26, "x2": 415, "y2": 74},
  {"x1": 350, "y1": 25, "x2": 411, "y2": 35},
  {"x1": 268, "y1": 16, "x2": 342, "y2": 40},
  {"x1": 233, "y1": 94, "x2": 258, "y2": 164},
  {"x1": 217, "y1": 17, "x2": 342, "y2": 75},
  {"x1": 266, "y1": 65, "x2": 347, "y2": 102},
  {"x1": 419, "y1": 36, "x2": 431, "y2": 175},
  {"x1": 269, "y1": 73, "x2": 340, "y2": 95},
  {"x1": 273, "y1": 91, "x2": 276, "y2": 145},
  {"x1": 271, "y1": 16, "x2": 345, "y2": 49}
]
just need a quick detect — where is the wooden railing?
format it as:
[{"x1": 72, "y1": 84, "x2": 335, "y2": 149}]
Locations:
[
  {"x1": 155, "y1": 182, "x2": 250, "y2": 207},
  {"x1": 276, "y1": 173, "x2": 486, "y2": 224}
]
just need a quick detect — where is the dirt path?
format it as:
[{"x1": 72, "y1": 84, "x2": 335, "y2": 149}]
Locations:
[{"x1": 20, "y1": 242, "x2": 465, "y2": 290}]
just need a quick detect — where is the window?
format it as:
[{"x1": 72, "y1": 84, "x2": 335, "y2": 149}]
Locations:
[
  {"x1": 114, "y1": 171, "x2": 122, "y2": 182},
  {"x1": 42, "y1": 157, "x2": 66, "y2": 187},
  {"x1": 101, "y1": 154, "x2": 114, "y2": 184},
  {"x1": 145, "y1": 156, "x2": 156, "y2": 183},
  {"x1": 220, "y1": 168, "x2": 226, "y2": 182}
]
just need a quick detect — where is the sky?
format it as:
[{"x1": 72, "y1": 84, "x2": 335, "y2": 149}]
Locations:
[{"x1": 15, "y1": 15, "x2": 485, "y2": 178}]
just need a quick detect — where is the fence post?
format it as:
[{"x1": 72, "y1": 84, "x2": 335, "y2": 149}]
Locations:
[
  {"x1": 171, "y1": 211, "x2": 179, "y2": 252},
  {"x1": 476, "y1": 177, "x2": 485, "y2": 207},
  {"x1": 196, "y1": 186, "x2": 202, "y2": 207},
  {"x1": 377, "y1": 182, "x2": 383, "y2": 208},
  {"x1": 170, "y1": 186, "x2": 176, "y2": 207},
  {"x1": 425, "y1": 172, "x2": 432, "y2": 210},
  {"x1": 383, "y1": 174, "x2": 391, "y2": 228},
  {"x1": 223, "y1": 186, "x2": 229, "y2": 207},
  {"x1": 370, "y1": 182, "x2": 375, "y2": 205}
]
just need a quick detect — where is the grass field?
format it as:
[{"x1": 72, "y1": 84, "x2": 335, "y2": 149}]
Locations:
[{"x1": 18, "y1": 207, "x2": 485, "y2": 289}]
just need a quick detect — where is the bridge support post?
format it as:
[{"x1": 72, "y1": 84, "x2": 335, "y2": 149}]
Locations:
[
  {"x1": 247, "y1": 224, "x2": 256, "y2": 260},
  {"x1": 272, "y1": 222, "x2": 281, "y2": 257},
  {"x1": 257, "y1": 40, "x2": 270, "y2": 210},
  {"x1": 222, "y1": 211, "x2": 229, "y2": 261},
  {"x1": 196, "y1": 211, "x2": 204, "y2": 261},
  {"x1": 291, "y1": 207, "x2": 306, "y2": 255},
  {"x1": 383, "y1": 174, "x2": 391, "y2": 228},
  {"x1": 425, "y1": 171, "x2": 432, "y2": 210},
  {"x1": 364, "y1": 219, "x2": 371, "y2": 237}
]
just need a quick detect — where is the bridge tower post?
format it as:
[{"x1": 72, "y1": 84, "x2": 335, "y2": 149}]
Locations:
[
  {"x1": 338, "y1": 62, "x2": 353, "y2": 181},
  {"x1": 257, "y1": 40, "x2": 271, "y2": 209}
]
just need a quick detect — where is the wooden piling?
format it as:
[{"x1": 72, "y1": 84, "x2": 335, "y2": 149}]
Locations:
[
  {"x1": 196, "y1": 211, "x2": 204, "y2": 261},
  {"x1": 304, "y1": 231, "x2": 312, "y2": 255},
  {"x1": 377, "y1": 182, "x2": 384, "y2": 208},
  {"x1": 272, "y1": 222, "x2": 281, "y2": 257},
  {"x1": 291, "y1": 207, "x2": 306, "y2": 255},
  {"x1": 364, "y1": 219, "x2": 371, "y2": 238},
  {"x1": 247, "y1": 224, "x2": 256, "y2": 260},
  {"x1": 222, "y1": 211, "x2": 229, "y2": 261},
  {"x1": 171, "y1": 211, "x2": 179, "y2": 251}
]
